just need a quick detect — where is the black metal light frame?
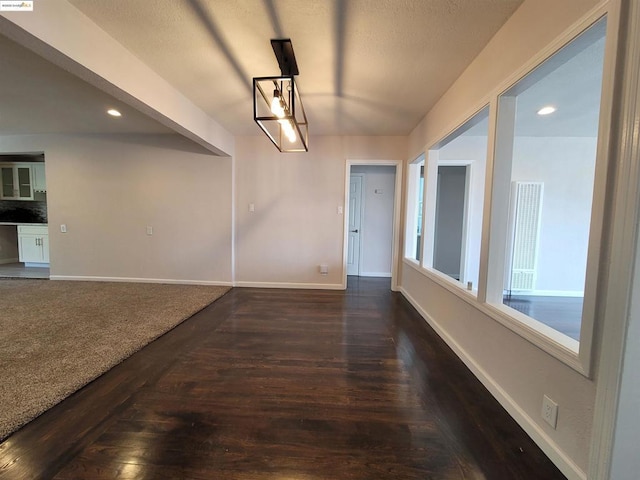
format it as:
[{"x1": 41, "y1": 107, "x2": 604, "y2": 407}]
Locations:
[
  {"x1": 253, "y1": 39, "x2": 309, "y2": 152},
  {"x1": 253, "y1": 75, "x2": 308, "y2": 152}
]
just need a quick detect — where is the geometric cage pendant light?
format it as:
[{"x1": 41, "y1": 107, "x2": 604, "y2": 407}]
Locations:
[{"x1": 253, "y1": 39, "x2": 309, "y2": 152}]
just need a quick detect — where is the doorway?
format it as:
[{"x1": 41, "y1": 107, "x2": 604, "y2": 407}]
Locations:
[
  {"x1": 433, "y1": 165, "x2": 470, "y2": 282},
  {"x1": 343, "y1": 162, "x2": 402, "y2": 290},
  {"x1": 0, "y1": 154, "x2": 49, "y2": 279}
]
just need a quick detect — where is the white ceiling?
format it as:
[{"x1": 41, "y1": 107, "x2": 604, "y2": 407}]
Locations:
[
  {"x1": 0, "y1": 33, "x2": 173, "y2": 135},
  {"x1": 0, "y1": 0, "x2": 608, "y2": 144},
  {"x1": 50, "y1": 0, "x2": 524, "y2": 137}
]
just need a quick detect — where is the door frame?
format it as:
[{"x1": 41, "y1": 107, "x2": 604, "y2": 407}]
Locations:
[
  {"x1": 432, "y1": 161, "x2": 473, "y2": 284},
  {"x1": 342, "y1": 159, "x2": 403, "y2": 291}
]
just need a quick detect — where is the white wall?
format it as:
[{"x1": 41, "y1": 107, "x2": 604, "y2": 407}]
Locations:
[
  {"x1": 351, "y1": 165, "x2": 396, "y2": 277},
  {"x1": 234, "y1": 135, "x2": 406, "y2": 287},
  {"x1": 0, "y1": 225, "x2": 18, "y2": 262},
  {"x1": 402, "y1": 0, "x2": 603, "y2": 477},
  {"x1": 0, "y1": 134, "x2": 233, "y2": 284},
  {"x1": 512, "y1": 136, "x2": 597, "y2": 294},
  {"x1": 0, "y1": 132, "x2": 406, "y2": 288}
]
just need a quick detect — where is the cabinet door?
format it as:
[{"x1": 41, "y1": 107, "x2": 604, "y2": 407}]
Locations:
[
  {"x1": 32, "y1": 163, "x2": 46, "y2": 192},
  {"x1": 1, "y1": 166, "x2": 15, "y2": 199},
  {"x1": 18, "y1": 234, "x2": 42, "y2": 263},
  {"x1": 41, "y1": 235, "x2": 50, "y2": 263},
  {"x1": 17, "y1": 166, "x2": 33, "y2": 199}
]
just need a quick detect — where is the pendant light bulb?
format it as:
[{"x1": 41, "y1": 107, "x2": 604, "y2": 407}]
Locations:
[
  {"x1": 271, "y1": 90, "x2": 285, "y2": 118},
  {"x1": 278, "y1": 118, "x2": 296, "y2": 143},
  {"x1": 285, "y1": 121, "x2": 296, "y2": 142}
]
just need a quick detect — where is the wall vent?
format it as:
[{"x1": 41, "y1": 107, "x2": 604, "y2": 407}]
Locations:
[{"x1": 508, "y1": 182, "x2": 544, "y2": 292}]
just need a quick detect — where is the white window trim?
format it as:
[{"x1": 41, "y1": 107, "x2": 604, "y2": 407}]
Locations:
[
  {"x1": 404, "y1": 1, "x2": 619, "y2": 377},
  {"x1": 432, "y1": 160, "x2": 474, "y2": 284},
  {"x1": 423, "y1": 104, "x2": 490, "y2": 292},
  {"x1": 589, "y1": 0, "x2": 640, "y2": 476},
  {"x1": 403, "y1": 154, "x2": 425, "y2": 263},
  {"x1": 484, "y1": 3, "x2": 617, "y2": 376}
]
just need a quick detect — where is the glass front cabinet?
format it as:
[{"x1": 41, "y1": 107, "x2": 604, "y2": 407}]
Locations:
[{"x1": 1, "y1": 164, "x2": 34, "y2": 200}]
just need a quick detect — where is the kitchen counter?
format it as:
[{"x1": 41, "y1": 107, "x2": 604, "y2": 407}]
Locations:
[{"x1": 0, "y1": 201, "x2": 48, "y2": 224}]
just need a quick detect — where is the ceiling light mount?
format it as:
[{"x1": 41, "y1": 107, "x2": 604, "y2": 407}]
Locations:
[
  {"x1": 271, "y1": 39, "x2": 299, "y2": 76},
  {"x1": 253, "y1": 39, "x2": 308, "y2": 152}
]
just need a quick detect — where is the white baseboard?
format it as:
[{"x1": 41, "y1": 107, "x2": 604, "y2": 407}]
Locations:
[
  {"x1": 234, "y1": 281, "x2": 345, "y2": 290},
  {"x1": 358, "y1": 272, "x2": 392, "y2": 278},
  {"x1": 508, "y1": 290, "x2": 584, "y2": 298},
  {"x1": 399, "y1": 287, "x2": 586, "y2": 480},
  {"x1": 50, "y1": 277, "x2": 345, "y2": 290},
  {"x1": 0, "y1": 257, "x2": 18, "y2": 265},
  {"x1": 49, "y1": 275, "x2": 233, "y2": 287}
]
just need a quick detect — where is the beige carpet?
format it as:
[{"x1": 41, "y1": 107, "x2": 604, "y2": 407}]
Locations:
[{"x1": 0, "y1": 280, "x2": 229, "y2": 441}]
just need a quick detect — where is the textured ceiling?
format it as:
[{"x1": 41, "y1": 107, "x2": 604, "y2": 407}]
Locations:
[{"x1": 66, "y1": 0, "x2": 525, "y2": 136}]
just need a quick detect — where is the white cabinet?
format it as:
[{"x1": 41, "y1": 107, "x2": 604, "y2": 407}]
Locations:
[
  {"x1": 18, "y1": 225, "x2": 49, "y2": 265},
  {"x1": 32, "y1": 163, "x2": 46, "y2": 192},
  {"x1": 1, "y1": 164, "x2": 33, "y2": 200}
]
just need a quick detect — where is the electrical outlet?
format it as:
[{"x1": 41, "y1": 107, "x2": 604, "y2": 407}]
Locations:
[
  {"x1": 319, "y1": 264, "x2": 329, "y2": 275},
  {"x1": 542, "y1": 395, "x2": 558, "y2": 429},
  {"x1": 146, "y1": 226, "x2": 153, "y2": 236}
]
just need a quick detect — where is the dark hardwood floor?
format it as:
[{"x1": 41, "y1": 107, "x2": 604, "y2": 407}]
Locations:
[
  {"x1": 503, "y1": 295, "x2": 583, "y2": 340},
  {"x1": 0, "y1": 277, "x2": 566, "y2": 479}
]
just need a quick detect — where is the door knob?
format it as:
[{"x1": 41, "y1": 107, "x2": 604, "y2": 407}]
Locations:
[{"x1": 350, "y1": 229, "x2": 358, "y2": 233}]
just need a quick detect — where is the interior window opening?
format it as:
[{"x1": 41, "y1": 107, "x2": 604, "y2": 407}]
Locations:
[
  {"x1": 490, "y1": 17, "x2": 607, "y2": 346},
  {"x1": 425, "y1": 106, "x2": 490, "y2": 293}
]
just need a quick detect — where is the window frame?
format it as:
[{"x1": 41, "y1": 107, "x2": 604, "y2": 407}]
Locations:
[
  {"x1": 404, "y1": 154, "x2": 426, "y2": 265},
  {"x1": 483, "y1": 9, "x2": 616, "y2": 375},
  {"x1": 403, "y1": 3, "x2": 619, "y2": 376},
  {"x1": 422, "y1": 105, "x2": 490, "y2": 295}
]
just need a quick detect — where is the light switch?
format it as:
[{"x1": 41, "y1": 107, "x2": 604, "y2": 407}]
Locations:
[
  {"x1": 60, "y1": 224, "x2": 67, "y2": 233},
  {"x1": 146, "y1": 226, "x2": 153, "y2": 236},
  {"x1": 337, "y1": 206, "x2": 343, "y2": 215},
  {"x1": 249, "y1": 203, "x2": 255, "y2": 212}
]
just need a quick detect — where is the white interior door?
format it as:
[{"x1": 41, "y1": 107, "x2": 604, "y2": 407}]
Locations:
[{"x1": 347, "y1": 175, "x2": 363, "y2": 276}]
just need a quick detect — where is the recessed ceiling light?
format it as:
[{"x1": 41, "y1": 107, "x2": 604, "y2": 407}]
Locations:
[
  {"x1": 107, "y1": 109, "x2": 122, "y2": 117},
  {"x1": 537, "y1": 106, "x2": 556, "y2": 116}
]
